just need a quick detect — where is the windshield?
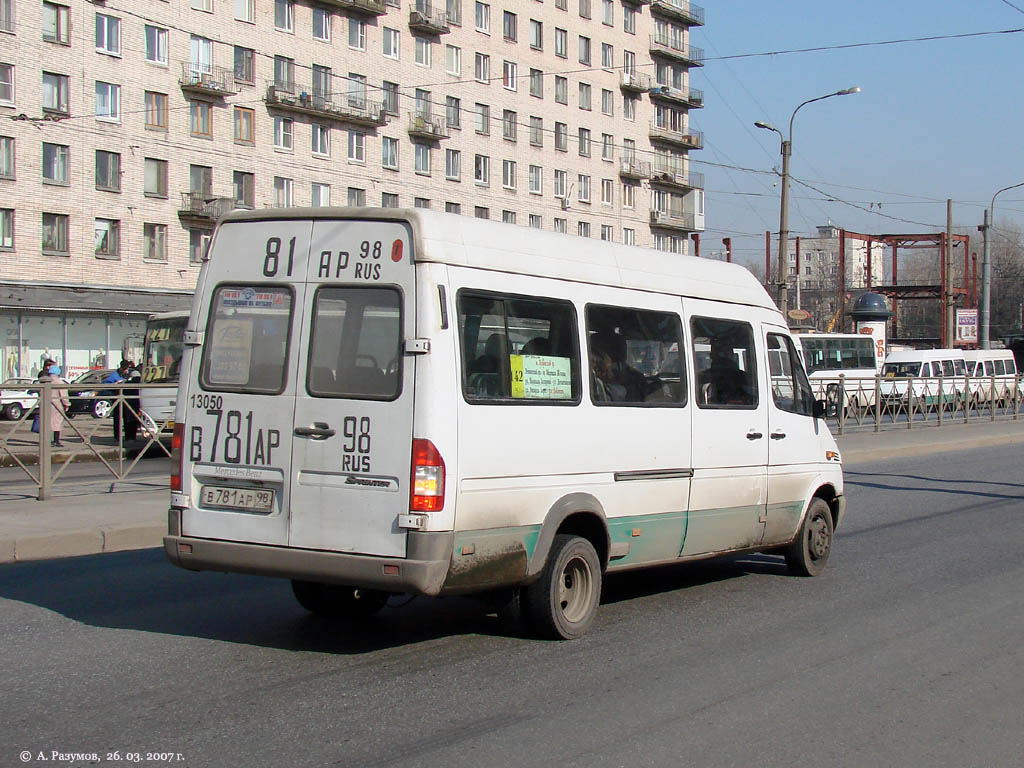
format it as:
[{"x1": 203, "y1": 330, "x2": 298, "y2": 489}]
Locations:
[
  {"x1": 800, "y1": 337, "x2": 876, "y2": 374},
  {"x1": 883, "y1": 362, "x2": 922, "y2": 377},
  {"x1": 142, "y1": 316, "x2": 187, "y2": 384}
]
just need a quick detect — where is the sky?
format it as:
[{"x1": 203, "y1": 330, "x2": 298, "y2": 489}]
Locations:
[{"x1": 689, "y1": 0, "x2": 1024, "y2": 266}]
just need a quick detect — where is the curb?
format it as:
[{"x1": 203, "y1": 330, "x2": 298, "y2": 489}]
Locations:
[
  {"x1": 0, "y1": 448, "x2": 126, "y2": 468},
  {"x1": 0, "y1": 523, "x2": 166, "y2": 564}
]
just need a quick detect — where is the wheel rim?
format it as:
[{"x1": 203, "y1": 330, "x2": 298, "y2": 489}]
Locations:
[
  {"x1": 9, "y1": 405, "x2": 22, "y2": 419},
  {"x1": 807, "y1": 513, "x2": 831, "y2": 561},
  {"x1": 94, "y1": 401, "x2": 110, "y2": 418},
  {"x1": 557, "y1": 554, "x2": 594, "y2": 624}
]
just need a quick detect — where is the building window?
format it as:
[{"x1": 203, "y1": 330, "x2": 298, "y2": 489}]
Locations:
[
  {"x1": 445, "y1": 148, "x2": 460, "y2": 180},
  {"x1": 529, "y1": 214, "x2": 542, "y2": 229},
  {"x1": 475, "y1": 53, "x2": 490, "y2": 83},
  {"x1": 503, "y1": 10, "x2": 516, "y2": 40},
  {"x1": 234, "y1": 47, "x2": 255, "y2": 84},
  {"x1": 415, "y1": 144, "x2": 431, "y2": 175},
  {"x1": 554, "y1": 122, "x2": 567, "y2": 151},
  {"x1": 43, "y1": 3, "x2": 70, "y2": 44},
  {"x1": 383, "y1": 81, "x2": 399, "y2": 115},
  {"x1": 602, "y1": 89, "x2": 614, "y2": 116},
  {"x1": 274, "y1": 0, "x2": 294, "y2": 32},
  {"x1": 187, "y1": 164, "x2": 210, "y2": 195},
  {"x1": 94, "y1": 218, "x2": 120, "y2": 259},
  {"x1": 415, "y1": 198, "x2": 431, "y2": 209},
  {"x1": 446, "y1": 45, "x2": 461, "y2": 75},
  {"x1": 622, "y1": 182, "x2": 636, "y2": 209},
  {"x1": 235, "y1": 0, "x2": 255, "y2": 22},
  {"x1": 145, "y1": 25, "x2": 168, "y2": 64},
  {"x1": 474, "y1": 206, "x2": 489, "y2": 219},
  {"x1": 95, "y1": 81, "x2": 120, "y2": 121},
  {"x1": 311, "y1": 183, "x2": 331, "y2": 207},
  {"x1": 0, "y1": 208, "x2": 12, "y2": 250},
  {"x1": 602, "y1": 133, "x2": 614, "y2": 160},
  {"x1": 191, "y1": 0, "x2": 213, "y2": 10},
  {"x1": 503, "y1": 109, "x2": 517, "y2": 141},
  {"x1": 602, "y1": 43, "x2": 613, "y2": 70},
  {"x1": 311, "y1": 124, "x2": 330, "y2": 157},
  {"x1": 578, "y1": 128, "x2": 591, "y2": 157},
  {"x1": 446, "y1": 202, "x2": 461, "y2": 214},
  {"x1": 0, "y1": 136, "x2": 13, "y2": 179},
  {"x1": 42, "y1": 142, "x2": 69, "y2": 185},
  {"x1": 233, "y1": 170, "x2": 254, "y2": 208},
  {"x1": 273, "y1": 176, "x2": 293, "y2": 207},
  {"x1": 348, "y1": 130, "x2": 365, "y2": 162},
  {"x1": 95, "y1": 150, "x2": 120, "y2": 192},
  {"x1": 577, "y1": 173, "x2": 591, "y2": 203},
  {"x1": 382, "y1": 192, "x2": 399, "y2": 208},
  {"x1": 347, "y1": 187, "x2": 366, "y2": 207},
  {"x1": 474, "y1": 154, "x2": 489, "y2": 185},
  {"x1": 579, "y1": 0, "x2": 591, "y2": 19},
  {"x1": 190, "y1": 100, "x2": 212, "y2": 137},
  {"x1": 503, "y1": 61, "x2": 517, "y2": 91},
  {"x1": 145, "y1": 92, "x2": 167, "y2": 130},
  {"x1": 349, "y1": 18, "x2": 366, "y2": 49},
  {"x1": 42, "y1": 212, "x2": 69, "y2": 255},
  {"x1": 312, "y1": 7, "x2": 330, "y2": 40},
  {"x1": 41, "y1": 72, "x2": 69, "y2": 114},
  {"x1": 144, "y1": 158, "x2": 167, "y2": 198},
  {"x1": 383, "y1": 27, "x2": 400, "y2": 58},
  {"x1": 475, "y1": 1, "x2": 490, "y2": 32},
  {"x1": 0, "y1": 0, "x2": 11, "y2": 33},
  {"x1": 579, "y1": 82, "x2": 592, "y2": 110},
  {"x1": 95, "y1": 13, "x2": 121, "y2": 56},
  {"x1": 274, "y1": 116, "x2": 294, "y2": 150},
  {"x1": 0, "y1": 63, "x2": 11, "y2": 106},
  {"x1": 601, "y1": 178, "x2": 613, "y2": 204},
  {"x1": 554, "y1": 27, "x2": 567, "y2": 58},
  {"x1": 623, "y1": 228, "x2": 635, "y2": 246},
  {"x1": 415, "y1": 36, "x2": 431, "y2": 66},
  {"x1": 554, "y1": 169, "x2": 567, "y2": 198},
  {"x1": 578, "y1": 221, "x2": 590, "y2": 238},
  {"x1": 502, "y1": 159, "x2": 516, "y2": 190},
  {"x1": 144, "y1": 223, "x2": 168, "y2": 262},
  {"x1": 475, "y1": 103, "x2": 490, "y2": 134},
  {"x1": 530, "y1": 19, "x2": 542, "y2": 49},
  {"x1": 529, "y1": 164, "x2": 542, "y2": 194},
  {"x1": 623, "y1": 95, "x2": 636, "y2": 121},
  {"x1": 446, "y1": 0, "x2": 462, "y2": 25},
  {"x1": 602, "y1": 0, "x2": 613, "y2": 25},
  {"x1": 554, "y1": 218, "x2": 567, "y2": 234},
  {"x1": 624, "y1": 6, "x2": 636, "y2": 34},
  {"x1": 529, "y1": 69, "x2": 543, "y2": 98},
  {"x1": 382, "y1": 136, "x2": 399, "y2": 169},
  {"x1": 234, "y1": 107, "x2": 254, "y2": 144},
  {"x1": 578, "y1": 36, "x2": 591, "y2": 65},
  {"x1": 530, "y1": 116, "x2": 543, "y2": 147},
  {"x1": 446, "y1": 96, "x2": 461, "y2": 128},
  {"x1": 554, "y1": 76, "x2": 567, "y2": 104}
]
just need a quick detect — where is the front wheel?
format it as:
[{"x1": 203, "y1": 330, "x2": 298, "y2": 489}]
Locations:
[
  {"x1": 524, "y1": 534, "x2": 602, "y2": 640},
  {"x1": 291, "y1": 580, "x2": 388, "y2": 619},
  {"x1": 5, "y1": 402, "x2": 23, "y2": 420},
  {"x1": 92, "y1": 399, "x2": 111, "y2": 419},
  {"x1": 785, "y1": 498, "x2": 834, "y2": 577}
]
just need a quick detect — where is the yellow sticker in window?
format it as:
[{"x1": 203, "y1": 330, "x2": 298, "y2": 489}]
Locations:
[{"x1": 509, "y1": 355, "x2": 573, "y2": 400}]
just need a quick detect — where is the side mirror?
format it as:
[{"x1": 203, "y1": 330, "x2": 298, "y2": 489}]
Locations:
[{"x1": 820, "y1": 382, "x2": 842, "y2": 418}]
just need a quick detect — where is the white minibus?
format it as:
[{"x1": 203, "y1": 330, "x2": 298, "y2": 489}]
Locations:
[
  {"x1": 963, "y1": 349, "x2": 1019, "y2": 404},
  {"x1": 796, "y1": 333, "x2": 881, "y2": 408},
  {"x1": 879, "y1": 349, "x2": 968, "y2": 409},
  {"x1": 164, "y1": 209, "x2": 846, "y2": 640},
  {"x1": 140, "y1": 311, "x2": 187, "y2": 431}
]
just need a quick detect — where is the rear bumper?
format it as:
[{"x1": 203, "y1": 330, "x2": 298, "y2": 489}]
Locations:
[{"x1": 164, "y1": 513, "x2": 454, "y2": 596}]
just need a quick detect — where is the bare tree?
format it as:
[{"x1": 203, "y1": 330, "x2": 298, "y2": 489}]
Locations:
[{"x1": 990, "y1": 219, "x2": 1024, "y2": 339}]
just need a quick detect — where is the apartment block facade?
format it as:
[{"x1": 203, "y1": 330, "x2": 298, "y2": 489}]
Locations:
[{"x1": 0, "y1": 0, "x2": 705, "y2": 378}]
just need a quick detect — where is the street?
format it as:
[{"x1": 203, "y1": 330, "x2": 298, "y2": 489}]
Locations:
[{"x1": 1, "y1": 444, "x2": 1022, "y2": 768}]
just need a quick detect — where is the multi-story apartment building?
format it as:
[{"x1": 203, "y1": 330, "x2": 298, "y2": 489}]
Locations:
[{"x1": 0, "y1": 0, "x2": 705, "y2": 378}]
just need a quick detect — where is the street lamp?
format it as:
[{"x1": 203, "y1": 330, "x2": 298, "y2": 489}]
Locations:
[
  {"x1": 980, "y1": 180, "x2": 1024, "y2": 348},
  {"x1": 755, "y1": 86, "x2": 861, "y2": 314}
]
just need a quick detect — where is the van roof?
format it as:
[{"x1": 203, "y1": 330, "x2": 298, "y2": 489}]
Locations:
[
  {"x1": 884, "y1": 348, "x2": 967, "y2": 363},
  {"x1": 962, "y1": 349, "x2": 1013, "y2": 361},
  {"x1": 217, "y1": 207, "x2": 777, "y2": 311}
]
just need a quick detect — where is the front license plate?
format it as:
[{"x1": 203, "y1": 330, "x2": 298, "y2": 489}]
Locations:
[{"x1": 200, "y1": 485, "x2": 274, "y2": 512}]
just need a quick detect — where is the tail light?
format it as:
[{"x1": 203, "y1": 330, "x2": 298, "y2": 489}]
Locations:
[
  {"x1": 170, "y1": 422, "x2": 185, "y2": 492},
  {"x1": 410, "y1": 438, "x2": 445, "y2": 512}
]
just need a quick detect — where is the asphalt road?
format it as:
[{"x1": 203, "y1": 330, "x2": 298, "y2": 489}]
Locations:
[{"x1": 1, "y1": 446, "x2": 1022, "y2": 768}]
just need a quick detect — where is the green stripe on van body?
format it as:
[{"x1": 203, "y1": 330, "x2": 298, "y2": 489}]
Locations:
[
  {"x1": 606, "y1": 511, "x2": 688, "y2": 568},
  {"x1": 444, "y1": 525, "x2": 542, "y2": 591}
]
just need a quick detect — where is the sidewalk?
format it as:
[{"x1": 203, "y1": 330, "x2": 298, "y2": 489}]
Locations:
[{"x1": 1, "y1": 419, "x2": 1022, "y2": 564}]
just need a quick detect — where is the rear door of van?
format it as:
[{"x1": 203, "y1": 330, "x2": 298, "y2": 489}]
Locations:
[{"x1": 287, "y1": 218, "x2": 415, "y2": 557}]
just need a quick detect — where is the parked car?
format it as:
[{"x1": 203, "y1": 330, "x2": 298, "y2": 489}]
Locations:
[
  {"x1": 1, "y1": 377, "x2": 39, "y2": 420},
  {"x1": 67, "y1": 369, "x2": 117, "y2": 418}
]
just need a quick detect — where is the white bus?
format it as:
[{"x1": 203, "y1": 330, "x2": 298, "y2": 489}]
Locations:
[
  {"x1": 796, "y1": 333, "x2": 882, "y2": 408},
  {"x1": 165, "y1": 208, "x2": 845, "y2": 640},
  {"x1": 140, "y1": 311, "x2": 187, "y2": 431}
]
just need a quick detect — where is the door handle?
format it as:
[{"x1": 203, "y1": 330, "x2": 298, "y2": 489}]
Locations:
[
  {"x1": 770, "y1": 431, "x2": 786, "y2": 440},
  {"x1": 746, "y1": 431, "x2": 763, "y2": 440},
  {"x1": 294, "y1": 422, "x2": 335, "y2": 439}
]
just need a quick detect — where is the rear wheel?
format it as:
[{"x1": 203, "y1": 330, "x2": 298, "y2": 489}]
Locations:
[
  {"x1": 524, "y1": 534, "x2": 602, "y2": 640},
  {"x1": 5, "y1": 402, "x2": 23, "y2": 420},
  {"x1": 291, "y1": 580, "x2": 388, "y2": 619},
  {"x1": 785, "y1": 498, "x2": 834, "y2": 577},
  {"x1": 92, "y1": 399, "x2": 111, "y2": 419}
]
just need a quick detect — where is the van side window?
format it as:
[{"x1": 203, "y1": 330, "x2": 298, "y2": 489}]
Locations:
[
  {"x1": 200, "y1": 285, "x2": 293, "y2": 394},
  {"x1": 458, "y1": 291, "x2": 580, "y2": 403},
  {"x1": 767, "y1": 333, "x2": 815, "y2": 416},
  {"x1": 994, "y1": 359, "x2": 1006, "y2": 376},
  {"x1": 940, "y1": 360, "x2": 955, "y2": 377},
  {"x1": 307, "y1": 287, "x2": 402, "y2": 400},
  {"x1": 585, "y1": 305, "x2": 686, "y2": 406},
  {"x1": 1006, "y1": 359, "x2": 1017, "y2": 375},
  {"x1": 691, "y1": 316, "x2": 758, "y2": 409},
  {"x1": 984, "y1": 360, "x2": 994, "y2": 376},
  {"x1": 953, "y1": 359, "x2": 966, "y2": 376}
]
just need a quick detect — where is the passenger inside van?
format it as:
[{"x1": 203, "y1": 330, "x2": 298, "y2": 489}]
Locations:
[
  {"x1": 590, "y1": 331, "x2": 646, "y2": 402},
  {"x1": 468, "y1": 333, "x2": 508, "y2": 396},
  {"x1": 702, "y1": 341, "x2": 752, "y2": 406}
]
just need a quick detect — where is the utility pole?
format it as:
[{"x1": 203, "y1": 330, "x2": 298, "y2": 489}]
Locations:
[
  {"x1": 777, "y1": 138, "x2": 791, "y2": 313},
  {"x1": 946, "y1": 199, "x2": 954, "y2": 347}
]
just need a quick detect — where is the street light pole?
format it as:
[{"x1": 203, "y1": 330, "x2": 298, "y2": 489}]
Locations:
[
  {"x1": 755, "y1": 87, "x2": 860, "y2": 314},
  {"x1": 980, "y1": 181, "x2": 1024, "y2": 349}
]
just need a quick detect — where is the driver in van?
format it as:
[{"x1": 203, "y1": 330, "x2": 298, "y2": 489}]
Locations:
[{"x1": 702, "y1": 341, "x2": 749, "y2": 405}]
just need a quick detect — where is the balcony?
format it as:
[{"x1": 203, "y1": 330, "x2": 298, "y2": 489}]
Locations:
[
  {"x1": 410, "y1": 2, "x2": 451, "y2": 34},
  {"x1": 650, "y1": 165, "x2": 704, "y2": 190},
  {"x1": 265, "y1": 83, "x2": 387, "y2": 127},
  {"x1": 179, "y1": 64, "x2": 238, "y2": 98},
  {"x1": 178, "y1": 193, "x2": 236, "y2": 226},
  {"x1": 620, "y1": 70, "x2": 652, "y2": 93},
  {"x1": 649, "y1": 84, "x2": 704, "y2": 108},
  {"x1": 650, "y1": 209, "x2": 697, "y2": 232},
  {"x1": 619, "y1": 157, "x2": 652, "y2": 180},
  {"x1": 318, "y1": 0, "x2": 387, "y2": 15},
  {"x1": 407, "y1": 112, "x2": 449, "y2": 140},
  {"x1": 649, "y1": 123, "x2": 703, "y2": 149},
  {"x1": 649, "y1": 35, "x2": 705, "y2": 66},
  {"x1": 650, "y1": 0, "x2": 704, "y2": 26}
]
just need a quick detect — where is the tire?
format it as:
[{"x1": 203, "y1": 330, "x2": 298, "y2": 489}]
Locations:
[
  {"x1": 290, "y1": 580, "x2": 388, "y2": 619},
  {"x1": 5, "y1": 402, "x2": 23, "y2": 421},
  {"x1": 785, "y1": 498, "x2": 834, "y2": 577},
  {"x1": 524, "y1": 534, "x2": 602, "y2": 640},
  {"x1": 92, "y1": 399, "x2": 111, "y2": 419}
]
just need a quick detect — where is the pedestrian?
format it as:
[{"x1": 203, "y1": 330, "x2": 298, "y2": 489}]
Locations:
[
  {"x1": 37, "y1": 363, "x2": 70, "y2": 447},
  {"x1": 104, "y1": 360, "x2": 132, "y2": 441},
  {"x1": 122, "y1": 365, "x2": 142, "y2": 442}
]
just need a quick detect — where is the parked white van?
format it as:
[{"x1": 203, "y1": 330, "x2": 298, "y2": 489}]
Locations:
[
  {"x1": 963, "y1": 349, "x2": 1019, "y2": 404},
  {"x1": 164, "y1": 208, "x2": 846, "y2": 640},
  {"x1": 879, "y1": 349, "x2": 968, "y2": 410}
]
